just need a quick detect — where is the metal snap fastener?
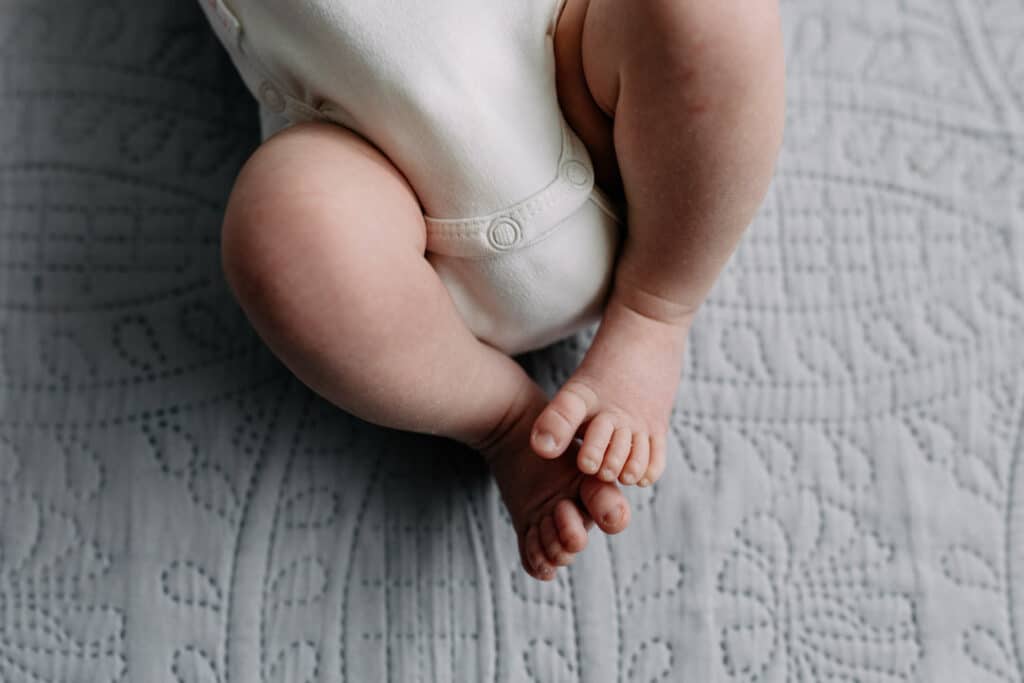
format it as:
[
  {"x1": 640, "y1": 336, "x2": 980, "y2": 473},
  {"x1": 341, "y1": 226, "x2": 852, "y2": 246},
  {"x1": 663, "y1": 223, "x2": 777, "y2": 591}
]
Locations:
[
  {"x1": 561, "y1": 159, "x2": 590, "y2": 187},
  {"x1": 259, "y1": 82, "x2": 286, "y2": 113},
  {"x1": 487, "y1": 217, "x2": 523, "y2": 251}
]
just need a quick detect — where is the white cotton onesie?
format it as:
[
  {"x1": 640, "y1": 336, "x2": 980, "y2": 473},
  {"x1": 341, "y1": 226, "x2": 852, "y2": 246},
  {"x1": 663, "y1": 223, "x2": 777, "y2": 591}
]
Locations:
[{"x1": 198, "y1": 0, "x2": 625, "y2": 356}]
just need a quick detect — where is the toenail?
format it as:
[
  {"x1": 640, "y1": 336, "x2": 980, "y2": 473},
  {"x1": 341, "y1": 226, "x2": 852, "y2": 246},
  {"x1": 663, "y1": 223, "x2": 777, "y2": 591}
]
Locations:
[
  {"x1": 602, "y1": 507, "x2": 622, "y2": 526},
  {"x1": 638, "y1": 477, "x2": 650, "y2": 487},
  {"x1": 621, "y1": 473, "x2": 636, "y2": 485},
  {"x1": 534, "y1": 431, "x2": 556, "y2": 451},
  {"x1": 601, "y1": 468, "x2": 615, "y2": 480},
  {"x1": 581, "y1": 458, "x2": 599, "y2": 472}
]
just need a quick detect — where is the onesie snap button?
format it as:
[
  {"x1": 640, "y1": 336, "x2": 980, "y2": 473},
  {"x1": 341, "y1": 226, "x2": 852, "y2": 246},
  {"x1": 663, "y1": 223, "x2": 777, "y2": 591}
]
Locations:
[
  {"x1": 487, "y1": 217, "x2": 523, "y2": 251},
  {"x1": 259, "y1": 82, "x2": 286, "y2": 113},
  {"x1": 561, "y1": 159, "x2": 590, "y2": 187}
]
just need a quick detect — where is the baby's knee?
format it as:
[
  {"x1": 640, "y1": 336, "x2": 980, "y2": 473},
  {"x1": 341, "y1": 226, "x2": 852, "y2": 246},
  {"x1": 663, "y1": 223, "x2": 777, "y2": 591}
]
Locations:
[
  {"x1": 220, "y1": 148, "x2": 291, "y2": 313},
  {"x1": 221, "y1": 123, "x2": 389, "y2": 304},
  {"x1": 220, "y1": 127, "x2": 338, "y2": 324}
]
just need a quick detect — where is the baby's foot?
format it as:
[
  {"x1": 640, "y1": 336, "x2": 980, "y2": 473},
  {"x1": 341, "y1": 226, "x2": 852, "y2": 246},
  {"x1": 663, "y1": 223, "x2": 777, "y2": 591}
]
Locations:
[
  {"x1": 530, "y1": 290, "x2": 692, "y2": 487},
  {"x1": 480, "y1": 383, "x2": 631, "y2": 581}
]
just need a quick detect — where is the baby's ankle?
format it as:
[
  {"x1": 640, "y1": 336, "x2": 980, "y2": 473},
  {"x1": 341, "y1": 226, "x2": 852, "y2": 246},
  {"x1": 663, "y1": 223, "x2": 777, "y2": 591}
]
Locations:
[
  {"x1": 468, "y1": 380, "x2": 546, "y2": 464},
  {"x1": 606, "y1": 276, "x2": 700, "y2": 332}
]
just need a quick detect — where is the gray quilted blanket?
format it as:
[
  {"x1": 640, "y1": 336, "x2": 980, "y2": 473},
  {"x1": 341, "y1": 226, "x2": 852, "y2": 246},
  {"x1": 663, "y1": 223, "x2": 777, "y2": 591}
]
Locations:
[{"x1": 1, "y1": 0, "x2": 1023, "y2": 681}]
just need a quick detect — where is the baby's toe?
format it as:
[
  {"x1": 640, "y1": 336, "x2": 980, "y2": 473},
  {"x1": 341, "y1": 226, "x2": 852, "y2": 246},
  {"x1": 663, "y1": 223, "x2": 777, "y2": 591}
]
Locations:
[
  {"x1": 579, "y1": 477, "x2": 631, "y2": 535},
  {"x1": 619, "y1": 432, "x2": 650, "y2": 485},
  {"x1": 524, "y1": 524, "x2": 555, "y2": 581},
  {"x1": 540, "y1": 515, "x2": 573, "y2": 567},
  {"x1": 553, "y1": 499, "x2": 589, "y2": 554},
  {"x1": 577, "y1": 414, "x2": 615, "y2": 475},
  {"x1": 531, "y1": 380, "x2": 597, "y2": 460},
  {"x1": 639, "y1": 431, "x2": 667, "y2": 487},
  {"x1": 597, "y1": 426, "x2": 632, "y2": 482}
]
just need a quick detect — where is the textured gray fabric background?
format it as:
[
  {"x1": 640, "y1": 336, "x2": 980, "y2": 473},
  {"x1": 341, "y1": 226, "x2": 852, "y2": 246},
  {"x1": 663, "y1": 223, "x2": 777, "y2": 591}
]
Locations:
[{"x1": 1, "y1": 0, "x2": 1023, "y2": 681}]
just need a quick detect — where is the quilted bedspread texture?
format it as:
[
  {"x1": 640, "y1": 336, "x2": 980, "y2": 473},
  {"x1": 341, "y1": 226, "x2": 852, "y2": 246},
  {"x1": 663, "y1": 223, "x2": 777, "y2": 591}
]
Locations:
[{"x1": 1, "y1": 0, "x2": 1023, "y2": 681}]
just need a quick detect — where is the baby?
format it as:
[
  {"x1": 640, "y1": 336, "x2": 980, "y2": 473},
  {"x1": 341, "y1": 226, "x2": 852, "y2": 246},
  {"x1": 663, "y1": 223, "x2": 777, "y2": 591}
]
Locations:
[{"x1": 200, "y1": 0, "x2": 785, "y2": 581}]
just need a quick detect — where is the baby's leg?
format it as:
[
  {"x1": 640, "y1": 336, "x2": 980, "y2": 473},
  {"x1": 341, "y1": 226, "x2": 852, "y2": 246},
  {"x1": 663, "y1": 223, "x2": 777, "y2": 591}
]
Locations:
[
  {"x1": 532, "y1": 0, "x2": 786, "y2": 484},
  {"x1": 221, "y1": 121, "x2": 630, "y2": 580}
]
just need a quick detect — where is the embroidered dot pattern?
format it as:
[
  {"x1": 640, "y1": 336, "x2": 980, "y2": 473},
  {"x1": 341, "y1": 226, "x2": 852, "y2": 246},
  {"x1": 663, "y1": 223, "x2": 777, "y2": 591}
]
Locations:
[{"x1": 0, "y1": 1, "x2": 1022, "y2": 682}]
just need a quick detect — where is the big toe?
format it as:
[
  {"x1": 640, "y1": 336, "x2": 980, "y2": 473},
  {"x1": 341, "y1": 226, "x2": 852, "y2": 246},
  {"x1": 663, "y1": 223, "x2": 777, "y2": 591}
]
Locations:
[
  {"x1": 579, "y1": 477, "x2": 631, "y2": 534},
  {"x1": 530, "y1": 381, "x2": 596, "y2": 460}
]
